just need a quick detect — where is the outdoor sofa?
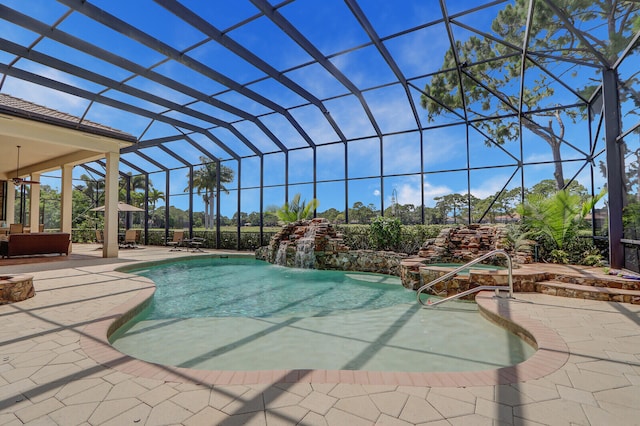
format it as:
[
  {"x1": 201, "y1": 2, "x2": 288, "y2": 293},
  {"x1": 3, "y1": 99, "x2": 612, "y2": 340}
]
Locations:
[{"x1": 0, "y1": 232, "x2": 71, "y2": 258}]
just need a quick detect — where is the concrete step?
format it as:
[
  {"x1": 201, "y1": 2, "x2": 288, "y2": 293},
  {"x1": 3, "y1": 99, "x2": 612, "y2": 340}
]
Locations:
[
  {"x1": 536, "y1": 280, "x2": 640, "y2": 304},
  {"x1": 547, "y1": 273, "x2": 640, "y2": 291}
]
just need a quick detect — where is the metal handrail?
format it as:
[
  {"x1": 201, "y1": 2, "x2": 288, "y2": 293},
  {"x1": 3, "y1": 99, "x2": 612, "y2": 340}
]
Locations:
[
  {"x1": 423, "y1": 285, "x2": 510, "y2": 307},
  {"x1": 416, "y1": 249, "x2": 513, "y2": 307}
]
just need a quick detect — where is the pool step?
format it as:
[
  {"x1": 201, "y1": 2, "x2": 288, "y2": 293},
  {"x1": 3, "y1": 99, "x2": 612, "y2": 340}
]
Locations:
[{"x1": 535, "y1": 280, "x2": 640, "y2": 304}]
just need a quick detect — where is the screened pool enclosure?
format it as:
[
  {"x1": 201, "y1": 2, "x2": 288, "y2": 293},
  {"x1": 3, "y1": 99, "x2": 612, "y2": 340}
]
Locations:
[{"x1": 0, "y1": 1, "x2": 639, "y2": 269}]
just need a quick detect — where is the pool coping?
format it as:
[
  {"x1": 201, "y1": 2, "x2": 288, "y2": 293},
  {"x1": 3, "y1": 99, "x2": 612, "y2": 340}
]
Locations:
[{"x1": 80, "y1": 273, "x2": 569, "y2": 387}]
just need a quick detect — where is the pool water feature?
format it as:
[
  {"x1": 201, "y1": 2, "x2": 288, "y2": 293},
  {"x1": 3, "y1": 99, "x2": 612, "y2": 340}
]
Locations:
[{"x1": 111, "y1": 257, "x2": 534, "y2": 372}]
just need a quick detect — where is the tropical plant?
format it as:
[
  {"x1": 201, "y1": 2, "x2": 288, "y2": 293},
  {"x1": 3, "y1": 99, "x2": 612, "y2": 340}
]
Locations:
[
  {"x1": 186, "y1": 157, "x2": 235, "y2": 229},
  {"x1": 500, "y1": 223, "x2": 532, "y2": 254},
  {"x1": 516, "y1": 188, "x2": 607, "y2": 262},
  {"x1": 276, "y1": 193, "x2": 319, "y2": 223}
]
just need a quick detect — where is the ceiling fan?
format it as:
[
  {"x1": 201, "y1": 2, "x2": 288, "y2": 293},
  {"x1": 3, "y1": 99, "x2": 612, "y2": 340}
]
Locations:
[{"x1": 11, "y1": 145, "x2": 39, "y2": 186}]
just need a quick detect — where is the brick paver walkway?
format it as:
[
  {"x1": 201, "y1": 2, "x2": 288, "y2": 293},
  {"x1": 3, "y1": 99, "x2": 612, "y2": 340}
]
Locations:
[{"x1": 1, "y1": 245, "x2": 639, "y2": 425}]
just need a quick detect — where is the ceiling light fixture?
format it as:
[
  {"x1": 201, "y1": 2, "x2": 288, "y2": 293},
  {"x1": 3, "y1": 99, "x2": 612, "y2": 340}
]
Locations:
[{"x1": 11, "y1": 145, "x2": 40, "y2": 186}]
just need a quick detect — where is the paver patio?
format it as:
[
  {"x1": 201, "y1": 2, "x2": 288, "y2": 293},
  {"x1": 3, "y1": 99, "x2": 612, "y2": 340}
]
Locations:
[{"x1": 1, "y1": 244, "x2": 639, "y2": 425}]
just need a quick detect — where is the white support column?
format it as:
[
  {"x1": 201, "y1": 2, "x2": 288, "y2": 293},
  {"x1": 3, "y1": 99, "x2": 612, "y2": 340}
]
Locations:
[
  {"x1": 6, "y1": 184, "x2": 16, "y2": 224},
  {"x1": 60, "y1": 165, "x2": 74, "y2": 232},
  {"x1": 103, "y1": 151, "x2": 120, "y2": 258},
  {"x1": 60, "y1": 165, "x2": 74, "y2": 254},
  {"x1": 29, "y1": 173, "x2": 41, "y2": 232}
]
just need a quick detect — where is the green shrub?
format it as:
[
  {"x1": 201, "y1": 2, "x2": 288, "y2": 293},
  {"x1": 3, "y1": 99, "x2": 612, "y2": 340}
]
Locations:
[
  {"x1": 335, "y1": 223, "x2": 444, "y2": 253},
  {"x1": 369, "y1": 216, "x2": 402, "y2": 251},
  {"x1": 582, "y1": 251, "x2": 604, "y2": 266},
  {"x1": 336, "y1": 225, "x2": 371, "y2": 250},
  {"x1": 397, "y1": 225, "x2": 443, "y2": 254},
  {"x1": 623, "y1": 202, "x2": 640, "y2": 235},
  {"x1": 549, "y1": 249, "x2": 569, "y2": 264}
]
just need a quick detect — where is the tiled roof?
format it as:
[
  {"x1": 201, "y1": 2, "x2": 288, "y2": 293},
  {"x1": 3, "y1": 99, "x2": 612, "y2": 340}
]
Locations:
[{"x1": 0, "y1": 93, "x2": 136, "y2": 142}]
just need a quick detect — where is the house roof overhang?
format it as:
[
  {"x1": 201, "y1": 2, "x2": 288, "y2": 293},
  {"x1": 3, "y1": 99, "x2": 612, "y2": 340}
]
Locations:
[{"x1": 0, "y1": 94, "x2": 135, "y2": 181}]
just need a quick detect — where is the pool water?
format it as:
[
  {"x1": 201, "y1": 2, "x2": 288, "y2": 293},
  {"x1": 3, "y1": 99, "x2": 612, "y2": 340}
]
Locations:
[
  {"x1": 111, "y1": 257, "x2": 534, "y2": 372},
  {"x1": 427, "y1": 262, "x2": 506, "y2": 275},
  {"x1": 129, "y1": 257, "x2": 416, "y2": 318}
]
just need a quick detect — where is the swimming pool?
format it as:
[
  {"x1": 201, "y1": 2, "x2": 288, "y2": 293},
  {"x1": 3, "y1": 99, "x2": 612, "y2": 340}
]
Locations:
[{"x1": 111, "y1": 257, "x2": 534, "y2": 372}]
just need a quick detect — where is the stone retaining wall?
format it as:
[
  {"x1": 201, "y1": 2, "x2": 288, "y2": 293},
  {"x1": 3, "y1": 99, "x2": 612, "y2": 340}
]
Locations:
[{"x1": 315, "y1": 250, "x2": 407, "y2": 275}]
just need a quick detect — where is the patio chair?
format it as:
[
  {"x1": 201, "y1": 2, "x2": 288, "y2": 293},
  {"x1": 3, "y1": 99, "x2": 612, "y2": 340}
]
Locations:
[
  {"x1": 9, "y1": 223, "x2": 23, "y2": 234},
  {"x1": 95, "y1": 230, "x2": 104, "y2": 244},
  {"x1": 187, "y1": 236, "x2": 206, "y2": 252},
  {"x1": 166, "y1": 230, "x2": 185, "y2": 251},
  {"x1": 122, "y1": 229, "x2": 139, "y2": 249}
]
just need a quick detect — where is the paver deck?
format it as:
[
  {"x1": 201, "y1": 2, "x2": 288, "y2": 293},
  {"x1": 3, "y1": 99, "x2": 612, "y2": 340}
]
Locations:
[{"x1": 1, "y1": 244, "x2": 639, "y2": 425}]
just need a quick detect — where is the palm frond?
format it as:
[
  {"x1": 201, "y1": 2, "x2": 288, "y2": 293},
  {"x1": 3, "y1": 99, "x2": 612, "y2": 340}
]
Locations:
[{"x1": 518, "y1": 189, "x2": 604, "y2": 250}]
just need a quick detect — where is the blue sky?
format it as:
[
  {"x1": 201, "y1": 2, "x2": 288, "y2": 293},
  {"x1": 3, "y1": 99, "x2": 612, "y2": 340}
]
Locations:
[{"x1": 2, "y1": 0, "x2": 637, "y2": 217}]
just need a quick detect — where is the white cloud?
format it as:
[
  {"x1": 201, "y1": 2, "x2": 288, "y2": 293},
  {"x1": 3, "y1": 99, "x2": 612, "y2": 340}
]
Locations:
[
  {"x1": 423, "y1": 128, "x2": 466, "y2": 167},
  {"x1": 373, "y1": 189, "x2": 381, "y2": 197},
  {"x1": 4, "y1": 75, "x2": 86, "y2": 115},
  {"x1": 395, "y1": 183, "x2": 421, "y2": 206},
  {"x1": 391, "y1": 23, "x2": 451, "y2": 77},
  {"x1": 386, "y1": 179, "x2": 451, "y2": 207},
  {"x1": 422, "y1": 180, "x2": 451, "y2": 206},
  {"x1": 325, "y1": 95, "x2": 377, "y2": 140},
  {"x1": 524, "y1": 152, "x2": 553, "y2": 164},
  {"x1": 365, "y1": 87, "x2": 416, "y2": 133},
  {"x1": 286, "y1": 63, "x2": 346, "y2": 100},
  {"x1": 469, "y1": 173, "x2": 515, "y2": 199},
  {"x1": 329, "y1": 53, "x2": 355, "y2": 83}
]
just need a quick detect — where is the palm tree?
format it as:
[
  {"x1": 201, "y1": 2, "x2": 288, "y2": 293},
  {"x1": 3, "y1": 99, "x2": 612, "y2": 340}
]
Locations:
[
  {"x1": 78, "y1": 174, "x2": 103, "y2": 207},
  {"x1": 130, "y1": 174, "x2": 147, "y2": 193},
  {"x1": 147, "y1": 187, "x2": 165, "y2": 227},
  {"x1": 276, "y1": 193, "x2": 319, "y2": 224},
  {"x1": 119, "y1": 173, "x2": 146, "y2": 202},
  {"x1": 186, "y1": 157, "x2": 234, "y2": 229},
  {"x1": 115, "y1": 173, "x2": 148, "y2": 227}
]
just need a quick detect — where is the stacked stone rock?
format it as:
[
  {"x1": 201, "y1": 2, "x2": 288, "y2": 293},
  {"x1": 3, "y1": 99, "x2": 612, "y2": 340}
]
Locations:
[
  {"x1": 399, "y1": 224, "x2": 537, "y2": 292},
  {"x1": 257, "y1": 218, "x2": 406, "y2": 275},
  {"x1": 417, "y1": 224, "x2": 534, "y2": 265},
  {"x1": 263, "y1": 218, "x2": 349, "y2": 266},
  {"x1": 0, "y1": 274, "x2": 35, "y2": 303},
  {"x1": 257, "y1": 222, "x2": 539, "y2": 290}
]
